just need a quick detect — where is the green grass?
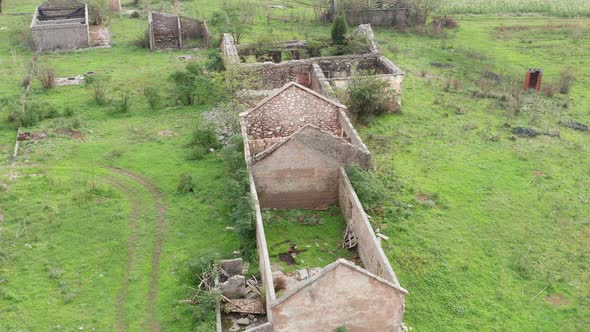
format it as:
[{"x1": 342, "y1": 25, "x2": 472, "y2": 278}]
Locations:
[
  {"x1": 362, "y1": 16, "x2": 590, "y2": 331},
  {"x1": 263, "y1": 207, "x2": 356, "y2": 273},
  {"x1": 438, "y1": 0, "x2": 590, "y2": 17}
]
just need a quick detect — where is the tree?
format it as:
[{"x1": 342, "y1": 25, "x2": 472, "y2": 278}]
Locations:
[
  {"x1": 0, "y1": 0, "x2": 3, "y2": 15},
  {"x1": 210, "y1": 2, "x2": 254, "y2": 44},
  {"x1": 331, "y1": 15, "x2": 348, "y2": 45}
]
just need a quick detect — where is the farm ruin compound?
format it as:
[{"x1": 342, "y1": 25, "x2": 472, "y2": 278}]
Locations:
[{"x1": 220, "y1": 24, "x2": 407, "y2": 332}]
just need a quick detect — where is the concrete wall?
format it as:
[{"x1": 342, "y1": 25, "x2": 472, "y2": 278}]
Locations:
[
  {"x1": 31, "y1": 6, "x2": 89, "y2": 51},
  {"x1": 251, "y1": 126, "x2": 370, "y2": 209},
  {"x1": 338, "y1": 168, "x2": 400, "y2": 286},
  {"x1": 270, "y1": 260, "x2": 406, "y2": 332}
]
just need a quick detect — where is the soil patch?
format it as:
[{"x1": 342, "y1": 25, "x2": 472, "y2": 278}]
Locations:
[
  {"x1": 58, "y1": 128, "x2": 84, "y2": 140},
  {"x1": 430, "y1": 62, "x2": 454, "y2": 69},
  {"x1": 546, "y1": 293, "x2": 569, "y2": 307}
]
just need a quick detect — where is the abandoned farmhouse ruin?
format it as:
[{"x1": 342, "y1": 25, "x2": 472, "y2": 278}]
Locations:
[
  {"x1": 221, "y1": 24, "x2": 404, "y2": 109},
  {"x1": 147, "y1": 12, "x2": 210, "y2": 50},
  {"x1": 219, "y1": 24, "x2": 408, "y2": 331},
  {"x1": 31, "y1": 0, "x2": 90, "y2": 51}
]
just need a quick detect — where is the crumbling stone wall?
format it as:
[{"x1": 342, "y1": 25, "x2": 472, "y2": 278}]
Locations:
[
  {"x1": 338, "y1": 168, "x2": 400, "y2": 285},
  {"x1": 250, "y1": 126, "x2": 370, "y2": 209},
  {"x1": 243, "y1": 84, "x2": 342, "y2": 141},
  {"x1": 108, "y1": 0, "x2": 121, "y2": 12},
  {"x1": 148, "y1": 12, "x2": 209, "y2": 50},
  {"x1": 149, "y1": 12, "x2": 179, "y2": 49},
  {"x1": 270, "y1": 260, "x2": 406, "y2": 332},
  {"x1": 180, "y1": 16, "x2": 210, "y2": 48}
]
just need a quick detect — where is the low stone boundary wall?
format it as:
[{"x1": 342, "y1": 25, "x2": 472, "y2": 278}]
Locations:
[{"x1": 338, "y1": 167, "x2": 400, "y2": 286}]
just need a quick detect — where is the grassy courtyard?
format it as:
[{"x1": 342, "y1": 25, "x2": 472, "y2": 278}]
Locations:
[{"x1": 0, "y1": 0, "x2": 589, "y2": 331}]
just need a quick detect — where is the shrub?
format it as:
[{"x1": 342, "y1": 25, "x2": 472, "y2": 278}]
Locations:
[
  {"x1": 133, "y1": 29, "x2": 150, "y2": 48},
  {"x1": 346, "y1": 75, "x2": 396, "y2": 123},
  {"x1": 177, "y1": 173, "x2": 196, "y2": 193},
  {"x1": 34, "y1": 62, "x2": 56, "y2": 89},
  {"x1": 129, "y1": 11, "x2": 141, "y2": 19},
  {"x1": 63, "y1": 106, "x2": 75, "y2": 117},
  {"x1": 205, "y1": 49, "x2": 225, "y2": 72},
  {"x1": 169, "y1": 64, "x2": 225, "y2": 106},
  {"x1": 113, "y1": 92, "x2": 131, "y2": 113},
  {"x1": 559, "y1": 68, "x2": 576, "y2": 94},
  {"x1": 143, "y1": 87, "x2": 161, "y2": 111},
  {"x1": 86, "y1": 74, "x2": 111, "y2": 106},
  {"x1": 186, "y1": 124, "x2": 221, "y2": 160},
  {"x1": 331, "y1": 15, "x2": 348, "y2": 46}
]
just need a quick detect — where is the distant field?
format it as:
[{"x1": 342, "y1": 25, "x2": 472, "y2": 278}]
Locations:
[{"x1": 439, "y1": 0, "x2": 590, "y2": 17}]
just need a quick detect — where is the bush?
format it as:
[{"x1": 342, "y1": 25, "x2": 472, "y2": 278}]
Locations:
[
  {"x1": 86, "y1": 74, "x2": 111, "y2": 106},
  {"x1": 129, "y1": 11, "x2": 141, "y2": 19},
  {"x1": 186, "y1": 124, "x2": 221, "y2": 160},
  {"x1": 169, "y1": 63, "x2": 225, "y2": 106},
  {"x1": 559, "y1": 68, "x2": 576, "y2": 94},
  {"x1": 205, "y1": 49, "x2": 225, "y2": 72},
  {"x1": 177, "y1": 173, "x2": 196, "y2": 193},
  {"x1": 331, "y1": 15, "x2": 348, "y2": 46},
  {"x1": 133, "y1": 29, "x2": 150, "y2": 48},
  {"x1": 346, "y1": 75, "x2": 396, "y2": 123},
  {"x1": 63, "y1": 106, "x2": 75, "y2": 117},
  {"x1": 113, "y1": 92, "x2": 131, "y2": 113},
  {"x1": 143, "y1": 87, "x2": 161, "y2": 111},
  {"x1": 34, "y1": 62, "x2": 56, "y2": 89}
]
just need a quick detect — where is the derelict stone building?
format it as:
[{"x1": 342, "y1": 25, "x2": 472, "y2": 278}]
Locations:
[
  {"x1": 31, "y1": 0, "x2": 90, "y2": 52},
  {"x1": 237, "y1": 83, "x2": 407, "y2": 332}
]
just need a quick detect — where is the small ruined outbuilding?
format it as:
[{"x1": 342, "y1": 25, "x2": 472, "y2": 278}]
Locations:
[
  {"x1": 31, "y1": 0, "x2": 90, "y2": 51},
  {"x1": 148, "y1": 12, "x2": 210, "y2": 50}
]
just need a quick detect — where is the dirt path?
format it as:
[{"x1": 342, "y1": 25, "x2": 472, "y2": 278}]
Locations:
[
  {"x1": 100, "y1": 176, "x2": 140, "y2": 332},
  {"x1": 108, "y1": 167, "x2": 167, "y2": 332}
]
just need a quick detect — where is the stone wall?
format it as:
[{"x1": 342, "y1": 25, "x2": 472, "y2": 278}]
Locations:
[
  {"x1": 180, "y1": 16, "x2": 210, "y2": 48},
  {"x1": 150, "y1": 12, "x2": 179, "y2": 49},
  {"x1": 108, "y1": 0, "x2": 121, "y2": 12},
  {"x1": 149, "y1": 12, "x2": 209, "y2": 50},
  {"x1": 221, "y1": 33, "x2": 240, "y2": 66},
  {"x1": 243, "y1": 84, "x2": 342, "y2": 141},
  {"x1": 338, "y1": 168, "x2": 400, "y2": 286},
  {"x1": 345, "y1": 9, "x2": 410, "y2": 28},
  {"x1": 31, "y1": 7, "x2": 90, "y2": 51},
  {"x1": 270, "y1": 259, "x2": 406, "y2": 332},
  {"x1": 250, "y1": 126, "x2": 370, "y2": 209}
]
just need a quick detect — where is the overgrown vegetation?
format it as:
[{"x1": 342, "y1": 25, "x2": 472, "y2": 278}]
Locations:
[
  {"x1": 346, "y1": 75, "x2": 397, "y2": 123},
  {"x1": 168, "y1": 63, "x2": 225, "y2": 106}
]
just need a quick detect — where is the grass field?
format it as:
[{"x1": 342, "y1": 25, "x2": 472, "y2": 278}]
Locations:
[{"x1": 1, "y1": 0, "x2": 589, "y2": 331}]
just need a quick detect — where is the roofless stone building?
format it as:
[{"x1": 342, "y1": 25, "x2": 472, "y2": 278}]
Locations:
[{"x1": 31, "y1": 0, "x2": 90, "y2": 51}]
